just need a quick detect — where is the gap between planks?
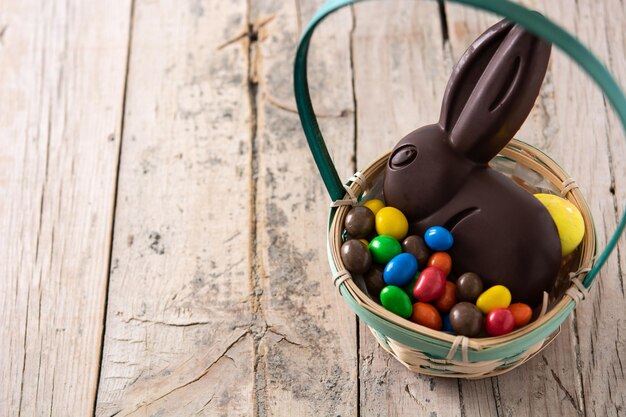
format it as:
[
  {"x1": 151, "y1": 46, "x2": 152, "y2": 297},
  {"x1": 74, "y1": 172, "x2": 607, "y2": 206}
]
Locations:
[{"x1": 92, "y1": 0, "x2": 136, "y2": 415}]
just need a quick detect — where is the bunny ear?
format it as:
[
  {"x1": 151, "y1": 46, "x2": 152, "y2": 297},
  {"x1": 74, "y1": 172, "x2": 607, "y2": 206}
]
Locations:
[{"x1": 440, "y1": 19, "x2": 551, "y2": 163}]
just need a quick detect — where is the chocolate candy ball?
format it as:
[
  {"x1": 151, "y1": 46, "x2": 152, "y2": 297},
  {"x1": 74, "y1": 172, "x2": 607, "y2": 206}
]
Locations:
[
  {"x1": 364, "y1": 265, "x2": 386, "y2": 297},
  {"x1": 402, "y1": 235, "x2": 430, "y2": 266},
  {"x1": 345, "y1": 206, "x2": 375, "y2": 238},
  {"x1": 449, "y1": 302, "x2": 483, "y2": 337},
  {"x1": 455, "y1": 272, "x2": 484, "y2": 303},
  {"x1": 340, "y1": 239, "x2": 372, "y2": 275}
]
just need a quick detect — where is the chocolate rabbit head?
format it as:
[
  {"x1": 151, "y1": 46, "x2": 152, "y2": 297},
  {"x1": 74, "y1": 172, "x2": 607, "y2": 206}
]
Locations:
[{"x1": 383, "y1": 19, "x2": 561, "y2": 306}]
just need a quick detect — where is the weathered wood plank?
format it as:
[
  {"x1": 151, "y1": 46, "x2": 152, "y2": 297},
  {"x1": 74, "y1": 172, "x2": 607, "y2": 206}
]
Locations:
[
  {"x1": 250, "y1": 0, "x2": 357, "y2": 415},
  {"x1": 555, "y1": 1, "x2": 626, "y2": 415},
  {"x1": 0, "y1": 1, "x2": 131, "y2": 415},
  {"x1": 350, "y1": 2, "x2": 476, "y2": 416},
  {"x1": 94, "y1": 1, "x2": 254, "y2": 416}
]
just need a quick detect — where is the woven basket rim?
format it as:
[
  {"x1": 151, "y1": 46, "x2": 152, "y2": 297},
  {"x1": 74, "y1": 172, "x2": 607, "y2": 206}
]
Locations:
[{"x1": 329, "y1": 138, "x2": 597, "y2": 352}]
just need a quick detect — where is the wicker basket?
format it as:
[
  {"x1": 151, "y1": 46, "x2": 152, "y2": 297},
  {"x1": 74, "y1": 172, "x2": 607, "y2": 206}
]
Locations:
[{"x1": 294, "y1": 0, "x2": 626, "y2": 378}]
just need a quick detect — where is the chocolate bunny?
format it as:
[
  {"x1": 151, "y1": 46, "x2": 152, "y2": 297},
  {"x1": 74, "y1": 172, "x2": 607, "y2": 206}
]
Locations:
[{"x1": 383, "y1": 19, "x2": 561, "y2": 306}]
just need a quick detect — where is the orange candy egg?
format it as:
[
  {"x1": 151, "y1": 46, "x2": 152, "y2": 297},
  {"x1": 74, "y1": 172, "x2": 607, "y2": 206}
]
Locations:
[
  {"x1": 434, "y1": 281, "x2": 457, "y2": 313},
  {"x1": 508, "y1": 303, "x2": 533, "y2": 328},
  {"x1": 427, "y1": 252, "x2": 452, "y2": 276},
  {"x1": 410, "y1": 302, "x2": 442, "y2": 330}
]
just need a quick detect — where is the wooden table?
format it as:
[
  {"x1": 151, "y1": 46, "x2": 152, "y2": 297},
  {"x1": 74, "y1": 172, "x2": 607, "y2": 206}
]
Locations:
[{"x1": 2, "y1": 1, "x2": 625, "y2": 416}]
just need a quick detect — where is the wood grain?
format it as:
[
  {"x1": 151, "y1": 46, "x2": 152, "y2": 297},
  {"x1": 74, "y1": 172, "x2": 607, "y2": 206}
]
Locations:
[
  {"x1": 250, "y1": 0, "x2": 357, "y2": 415},
  {"x1": 0, "y1": 0, "x2": 131, "y2": 415},
  {"x1": 94, "y1": 1, "x2": 254, "y2": 416}
]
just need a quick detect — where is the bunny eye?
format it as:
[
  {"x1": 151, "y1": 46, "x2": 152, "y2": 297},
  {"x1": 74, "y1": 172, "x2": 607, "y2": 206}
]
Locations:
[{"x1": 390, "y1": 144, "x2": 418, "y2": 169}]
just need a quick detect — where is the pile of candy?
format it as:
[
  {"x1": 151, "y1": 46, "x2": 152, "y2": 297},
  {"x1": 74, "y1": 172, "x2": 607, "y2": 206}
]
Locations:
[{"x1": 341, "y1": 200, "x2": 536, "y2": 338}]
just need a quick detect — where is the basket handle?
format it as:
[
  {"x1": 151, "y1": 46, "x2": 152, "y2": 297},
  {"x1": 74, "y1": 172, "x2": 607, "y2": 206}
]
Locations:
[{"x1": 294, "y1": 0, "x2": 626, "y2": 289}]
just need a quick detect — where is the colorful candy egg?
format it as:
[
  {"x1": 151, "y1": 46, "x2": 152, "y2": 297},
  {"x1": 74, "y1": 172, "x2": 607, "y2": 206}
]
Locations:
[
  {"x1": 413, "y1": 267, "x2": 446, "y2": 302},
  {"x1": 476, "y1": 285, "x2": 512, "y2": 314},
  {"x1": 411, "y1": 302, "x2": 442, "y2": 330},
  {"x1": 345, "y1": 206, "x2": 375, "y2": 238},
  {"x1": 434, "y1": 281, "x2": 457, "y2": 313},
  {"x1": 427, "y1": 252, "x2": 452, "y2": 276},
  {"x1": 363, "y1": 199, "x2": 385, "y2": 215},
  {"x1": 401, "y1": 235, "x2": 431, "y2": 266},
  {"x1": 375, "y1": 207, "x2": 409, "y2": 240},
  {"x1": 369, "y1": 235, "x2": 402, "y2": 264},
  {"x1": 424, "y1": 226, "x2": 454, "y2": 251},
  {"x1": 340, "y1": 239, "x2": 371, "y2": 274},
  {"x1": 403, "y1": 275, "x2": 419, "y2": 302},
  {"x1": 384, "y1": 253, "x2": 418, "y2": 287},
  {"x1": 442, "y1": 314, "x2": 454, "y2": 333},
  {"x1": 449, "y1": 302, "x2": 483, "y2": 337},
  {"x1": 485, "y1": 308, "x2": 515, "y2": 336},
  {"x1": 508, "y1": 303, "x2": 533, "y2": 328},
  {"x1": 380, "y1": 286, "x2": 413, "y2": 318},
  {"x1": 534, "y1": 193, "x2": 585, "y2": 256}
]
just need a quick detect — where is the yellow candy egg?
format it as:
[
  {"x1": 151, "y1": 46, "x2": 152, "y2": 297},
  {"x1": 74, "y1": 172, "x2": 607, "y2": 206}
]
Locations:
[
  {"x1": 375, "y1": 207, "x2": 408, "y2": 240},
  {"x1": 476, "y1": 285, "x2": 511, "y2": 314},
  {"x1": 363, "y1": 199, "x2": 385, "y2": 215},
  {"x1": 534, "y1": 193, "x2": 585, "y2": 256}
]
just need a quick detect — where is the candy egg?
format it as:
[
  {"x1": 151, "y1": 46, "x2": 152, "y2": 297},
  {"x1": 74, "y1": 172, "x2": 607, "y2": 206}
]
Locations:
[
  {"x1": 384, "y1": 253, "x2": 418, "y2": 287},
  {"x1": 345, "y1": 206, "x2": 375, "y2": 238},
  {"x1": 485, "y1": 308, "x2": 515, "y2": 336},
  {"x1": 340, "y1": 239, "x2": 371, "y2": 274},
  {"x1": 375, "y1": 207, "x2": 409, "y2": 240},
  {"x1": 534, "y1": 193, "x2": 585, "y2": 256},
  {"x1": 455, "y1": 272, "x2": 484, "y2": 303},
  {"x1": 369, "y1": 235, "x2": 402, "y2": 264},
  {"x1": 427, "y1": 252, "x2": 452, "y2": 276},
  {"x1": 442, "y1": 314, "x2": 454, "y2": 333},
  {"x1": 424, "y1": 226, "x2": 454, "y2": 251},
  {"x1": 413, "y1": 267, "x2": 446, "y2": 302},
  {"x1": 364, "y1": 265, "x2": 386, "y2": 298},
  {"x1": 434, "y1": 281, "x2": 457, "y2": 313},
  {"x1": 363, "y1": 199, "x2": 385, "y2": 215},
  {"x1": 508, "y1": 303, "x2": 533, "y2": 328},
  {"x1": 401, "y1": 235, "x2": 431, "y2": 266},
  {"x1": 380, "y1": 286, "x2": 413, "y2": 318},
  {"x1": 403, "y1": 275, "x2": 419, "y2": 302},
  {"x1": 476, "y1": 285, "x2": 512, "y2": 314},
  {"x1": 449, "y1": 302, "x2": 483, "y2": 337},
  {"x1": 411, "y1": 302, "x2": 442, "y2": 330}
]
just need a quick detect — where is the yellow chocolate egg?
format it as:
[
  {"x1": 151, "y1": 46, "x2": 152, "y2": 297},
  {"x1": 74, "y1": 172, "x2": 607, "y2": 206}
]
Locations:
[
  {"x1": 534, "y1": 193, "x2": 585, "y2": 256},
  {"x1": 363, "y1": 199, "x2": 385, "y2": 215}
]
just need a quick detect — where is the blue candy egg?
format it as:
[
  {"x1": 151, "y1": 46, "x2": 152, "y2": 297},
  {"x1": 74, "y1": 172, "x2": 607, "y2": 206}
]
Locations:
[
  {"x1": 424, "y1": 226, "x2": 454, "y2": 251},
  {"x1": 383, "y1": 253, "x2": 418, "y2": 287},
  {"x1": 442, "y1": 314, "x2": 455, "y2": 333}
]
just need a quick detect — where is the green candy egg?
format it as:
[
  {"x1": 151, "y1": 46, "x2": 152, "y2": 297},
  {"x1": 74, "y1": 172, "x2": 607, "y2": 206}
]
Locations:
[
  {"x1": 402, "y1": 274, "x2": 419, "y2": 302},
  {"x1": 380, "y1": 286, "x2": 413, "y2": 318},
  {"x1": 369, "y1": 235, "x2": 402, "y2": 264}
]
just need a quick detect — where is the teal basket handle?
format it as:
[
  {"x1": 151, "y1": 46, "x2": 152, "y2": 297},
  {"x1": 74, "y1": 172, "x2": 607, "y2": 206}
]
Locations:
[{"x1": 294, "y1": 0, "x2": 626, "y2": 289}]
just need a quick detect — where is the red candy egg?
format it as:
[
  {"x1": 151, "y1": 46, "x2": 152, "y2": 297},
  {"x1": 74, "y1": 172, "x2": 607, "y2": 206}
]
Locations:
[
  {"x1": 485, "y1": 308, "x2": 515, "y2": 336},
  {"x1": 413, "y1": 267, "x2": 446, "y2": 302},
  {"x1": 427, "y1": 252, "x2": 452, "y2": 276}
]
